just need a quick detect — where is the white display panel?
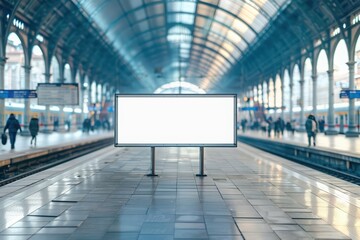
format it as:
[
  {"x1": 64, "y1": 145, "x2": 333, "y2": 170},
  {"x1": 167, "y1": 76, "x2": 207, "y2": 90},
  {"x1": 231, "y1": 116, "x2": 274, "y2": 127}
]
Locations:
[
  {"x1": 115, "y1": 94, "x2": 237, "y2": 147},
  {"x1": 37, "y1": 83, "x2": 79, "y2": 105}
]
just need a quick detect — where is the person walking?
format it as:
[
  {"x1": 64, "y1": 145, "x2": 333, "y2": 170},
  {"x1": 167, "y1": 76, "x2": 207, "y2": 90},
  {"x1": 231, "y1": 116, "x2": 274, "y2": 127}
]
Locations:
[
  {"x1": 3, "y1": 113, "x2": 22, "y2": 150},
  {"x1": 305, "y1": 114, "x2": 318, "y2": 147},
  {"x1": 29, "y1": 117, "x2": 39, "y2": 146},
  {"x1": 266, "y1": 116, "x2": 274, "y2": 138}
]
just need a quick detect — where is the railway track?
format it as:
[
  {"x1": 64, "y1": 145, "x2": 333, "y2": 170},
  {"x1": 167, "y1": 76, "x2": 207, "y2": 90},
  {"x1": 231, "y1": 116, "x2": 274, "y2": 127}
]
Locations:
[
  {"x1": 0, "y1": 137, "x2": 113, "y2": 186},
  {"x1": 238, "y1": 135, "x2": 360, "y2": 185}
]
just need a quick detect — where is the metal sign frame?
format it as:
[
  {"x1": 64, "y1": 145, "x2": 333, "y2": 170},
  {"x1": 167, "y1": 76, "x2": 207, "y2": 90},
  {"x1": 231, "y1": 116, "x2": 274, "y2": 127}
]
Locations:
[
  {"x1": 114, "y1": 94, "x2": 237, "y2": 147},
  {"x1": 37, "y1": 83, "x2": 79, "y2": 105}
]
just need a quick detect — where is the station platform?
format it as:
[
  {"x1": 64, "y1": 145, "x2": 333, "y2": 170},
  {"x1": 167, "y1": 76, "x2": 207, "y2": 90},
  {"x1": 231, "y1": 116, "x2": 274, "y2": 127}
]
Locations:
[
  {"x1": 0, "y1": 130, "x2": 113, "y2": 159},
  {"x1": 238, "y1": 130, "x2": 360, "y2": 157},
  {"x1": 0, "y1": 142, "x2": 358, "y2": 239}
]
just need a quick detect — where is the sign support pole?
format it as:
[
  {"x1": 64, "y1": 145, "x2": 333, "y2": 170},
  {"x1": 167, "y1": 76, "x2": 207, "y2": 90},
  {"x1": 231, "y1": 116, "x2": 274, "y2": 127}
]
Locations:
[
  {"x1": 147, "y1": 147, "x2": 158, "y2": 176},
  {"x1": 196, "y1": 147, "x2": 207, "y2": 177}
]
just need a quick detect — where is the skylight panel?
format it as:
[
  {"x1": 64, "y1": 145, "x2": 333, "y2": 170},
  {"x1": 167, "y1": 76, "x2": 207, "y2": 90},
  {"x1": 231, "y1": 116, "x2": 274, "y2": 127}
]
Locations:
[
  {"x1": 197, "y1": 3, "x2": 216, "y2": 16},
  {"x1": 210, "y1": 22, "x2": 228, "y2": 37},
  {"x1": 214, "y1": 9, "x2": 234, "y2": 26},
  {"x1": 167, "y1": 1, "x2": 196, "y2": 14},
  {"x1": 219, "y1": 0, "x2": 243, "y2": 15},
  {"x1": 231, "y1": 19, "x2": 256, "y2": 42},
  {"x1": 257, "y1": 0, "x2": 278, "y2": 16}
]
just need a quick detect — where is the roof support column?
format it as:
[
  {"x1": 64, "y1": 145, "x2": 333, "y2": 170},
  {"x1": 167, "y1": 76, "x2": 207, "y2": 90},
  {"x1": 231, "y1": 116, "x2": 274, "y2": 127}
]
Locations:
[
  {"x1": 21, "y1": 65, "x2": 31, "y2": 135},
  {"x1": 266, "y1": 82, "x2": 270, "y2": 110},
  {"x1": 325, "y1": 70, "x2": 337, "y2": 134},
  {"x1": 79, "y1": 74, "x2": 85, "y2": 124},
  {"x1": 0, "y1": 57, "x2": 5, "y2": 130},
  {"x1": 289, "y1": 73, "x2": 294, "y2": 123},
  {"x1": 345, "y1": 61, "x2": 359, "y2": 137},
  {"x1": 57, "y1": 61, "x2": 66, "y2": 132},
  {"x1": 311, "y1": 75, "x2": 317, "y2": 117},
  {"x1": 299, "y1": 78, "x2": 305, "y2": 132},
  {"x1": 257, "y1": 85, "x2": 262, "y2": 106},
  {"x1": 42, "y1": 71, "x2": 53, "y2": 133},
  {"x1": 96, "y1": 82, "x2": 101, "y2": 104},
  {"x1": 273, "y1": 80, "x2": 277, "y2": 119},
  {"x1": 280, "y1": 79, "x2": 285, "y2": 120}
]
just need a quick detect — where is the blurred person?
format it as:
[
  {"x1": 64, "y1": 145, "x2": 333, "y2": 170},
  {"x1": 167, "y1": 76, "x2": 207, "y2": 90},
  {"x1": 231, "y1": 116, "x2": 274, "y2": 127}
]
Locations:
[
  {"x1": 3, "y1": 113, "x2": 22, "y2": 150},
  {"x1": 29, "y1": 117, "x2": 39, "y2": 146},
  {"x1": 319, "y1": 118, "x2": 325, "y2": 133},
  {"x1": 279, "y1": 117, "x2": 285, "y2": 136},
  {"x1": 305, "y1": 114, "x2": 318, "y2": 147},
  {"x1": 241, "y1": 119, "x2": 247, "y2": 133},
  {"x1": 265, "y1": 116, "x2": 274, "y2": 137}
]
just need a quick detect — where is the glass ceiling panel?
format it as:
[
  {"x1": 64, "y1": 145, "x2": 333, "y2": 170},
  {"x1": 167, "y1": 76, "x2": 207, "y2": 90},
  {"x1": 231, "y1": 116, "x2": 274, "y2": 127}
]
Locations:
[
  {"x1": 259, "y1": 0, "x2": 278, "y2": 16},
  {"x1": 214, "y1": 9, "x2": 235, "y2": 26},
  {"x1": 75, "y1": 0, "x2": 290, "y2": 91},
  {"x1": 197, "y1": 4, "x2": 216, "y2": 16},
  {"x1": 167, "y1": 1, "x2": 197, "y2": 14},
  {"x1": 128, "y1": 8, "x2": 147, "y2": 23},
  {"x1": 146, "y1": 3, "x2": 164, "y2": 16},
  {"x1": 168, "y1": 13, "x2": 195, "y2": 25}
]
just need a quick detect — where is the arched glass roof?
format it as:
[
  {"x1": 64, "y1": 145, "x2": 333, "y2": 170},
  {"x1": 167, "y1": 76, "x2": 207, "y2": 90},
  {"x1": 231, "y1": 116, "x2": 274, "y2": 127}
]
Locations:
[
  {"x1": 154, "y1": 81, "x2": 206, "y2": 94},
  {"x1": 74, "y1": 0, "x2": 290, "y2": 92}
]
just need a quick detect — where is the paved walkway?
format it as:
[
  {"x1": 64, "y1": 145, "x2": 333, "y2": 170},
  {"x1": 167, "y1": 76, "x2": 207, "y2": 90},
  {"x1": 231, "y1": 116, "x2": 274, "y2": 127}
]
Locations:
[
  {"x1": 239, "y1": 130, "x2": 360, "y2": 156},
  {"x1": 0, "y1": 129, "x2": 113, "y2": 156},
  {"x1": 0, "y1": 144, "x2": 358, "y2": 239}
]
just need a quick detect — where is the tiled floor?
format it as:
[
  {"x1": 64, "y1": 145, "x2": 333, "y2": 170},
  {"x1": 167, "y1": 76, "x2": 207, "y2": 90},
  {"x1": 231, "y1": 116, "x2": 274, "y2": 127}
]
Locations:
[{"x1": 0, "y1": 143, "x2": 359, "y2": 239}]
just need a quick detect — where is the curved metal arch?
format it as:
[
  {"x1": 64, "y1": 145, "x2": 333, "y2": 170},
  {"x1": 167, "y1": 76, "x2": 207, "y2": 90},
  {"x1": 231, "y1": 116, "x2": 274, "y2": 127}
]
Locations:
[
  {"x1": 128, "y1": 30, "x2": 242, "y2": 67},
  {"x1": 131, "y1": 38, "x2": 234, "y2": 68},
  {"x1": 102, "y1": 0, "x2": 259, "y2": 40},
  {"x1": 31, "y1": 44, "x2": 47, "y2": 68},
  {"x1": 291, "y1": 1, "x2": 326, "y2": 44},
  {"x1": 282, "y1": 67, "x2": 291, "y2": 83},
  {"x1": 239, "y1": 4, "x2": 318, "y2": 79},
  {"x1": 46, "y1": 14, "x2": 79, "y2": 51},
  {"x1": 313, "y1": 48, "x2": 329, "y2": 72},
  {"x1": 129, "y1": 48, "x2": 227, "y2": 83},
  {"x1": 301, "y1": 55, "x2": 312, "y2": 74},
  {"x1": 322, "y1": 0, "x2": 349, "y2": 48},
  {"x1": 5, "y1": 30, "x2": 26, "y2": 63},
  {"x1": 188, "y1": 52, "x2": 226, "y2": 67},
  {"x1": 123, "y1": 23, "x2": 246, "y2": 63},
  {"x1": 5, "y1": 0, "x2": 22, "y2": 40},
  {"x1": 291, "y1": 62, "x2": 301, "y2": 80},
  {"x1": 114, "y1": 11, "x2": 252, "y2": 50},
  {"x1": 26, "y1": 1, "x2": 60, "y2": 41},
  {"x1": 330, "y1": 37, "x2": 349, "y2": 70},
  {"x1": 349, "y1": 24, "x2": 360, "y2": 61}
]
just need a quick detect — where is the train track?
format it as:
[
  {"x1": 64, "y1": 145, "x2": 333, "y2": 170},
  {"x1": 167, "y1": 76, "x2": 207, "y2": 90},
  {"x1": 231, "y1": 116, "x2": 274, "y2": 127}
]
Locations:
[
  {"x1": 238, "y1": 136, "x2": 360, "y2": 185},
  {"x1": 0, "y1": 137, "x2": 113, "y2": 186}
]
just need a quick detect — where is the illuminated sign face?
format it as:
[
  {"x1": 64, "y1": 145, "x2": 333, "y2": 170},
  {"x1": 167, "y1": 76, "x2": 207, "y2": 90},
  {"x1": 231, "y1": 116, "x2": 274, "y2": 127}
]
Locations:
[{"x1": 115, "y1": 94, "x2": 237, "y2": 147}]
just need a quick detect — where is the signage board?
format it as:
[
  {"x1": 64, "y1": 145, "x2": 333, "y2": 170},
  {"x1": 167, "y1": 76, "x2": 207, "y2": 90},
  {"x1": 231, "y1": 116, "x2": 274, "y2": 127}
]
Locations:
[
  {"x1": 240, "y1": 107, "x2": 259, "y2": 111},
  {"x1": 340, "y1": 90, "x2": 360, "y2": 99},
  {"x1": 0, "y1": 90, "x2": 37, "y2": 98},
  {"x1": 115, "y1": 94, "x2": 237, "y2": 147},
  {"x1": 37, "y1": 83, "x2": 79, "y2": 105}
]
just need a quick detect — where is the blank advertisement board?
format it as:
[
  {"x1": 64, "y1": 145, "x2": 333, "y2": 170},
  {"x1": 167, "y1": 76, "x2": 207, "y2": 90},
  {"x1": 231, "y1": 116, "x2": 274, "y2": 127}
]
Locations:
[
  {"x1": 115, "y1": 94, "x2": 237, "y2": 147},
  {"x1": 37, "y1": 83, "x2": 79, "y2": 105}
]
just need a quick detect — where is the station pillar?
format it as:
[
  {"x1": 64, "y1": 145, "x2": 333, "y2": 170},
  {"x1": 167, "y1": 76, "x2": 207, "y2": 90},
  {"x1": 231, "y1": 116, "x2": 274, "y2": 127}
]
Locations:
[
  {"x1": 42, "y1": 72, "x2": 52, "y2": 133},
  {"x1": 298, "y1": 79, "x2": 306, "y2": 132},
  {"x1": 21, "y1": 65, "x2": 31, "y2": 136},
  {"x1": 312, "y1": 75, "x2": 317, "y2": 117},
  {"x1": 346, "y1": 61, "x2": 359, "y2": 137},
  {"x1": 325, "y1": 70, "x2": 338, "y2": 135},
  {"x1": 0, "y1": 57, "x2": 5, "y2": 130},
  {"x1": 289, "y1": 80, "x2": 293, "y2": 122}
]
